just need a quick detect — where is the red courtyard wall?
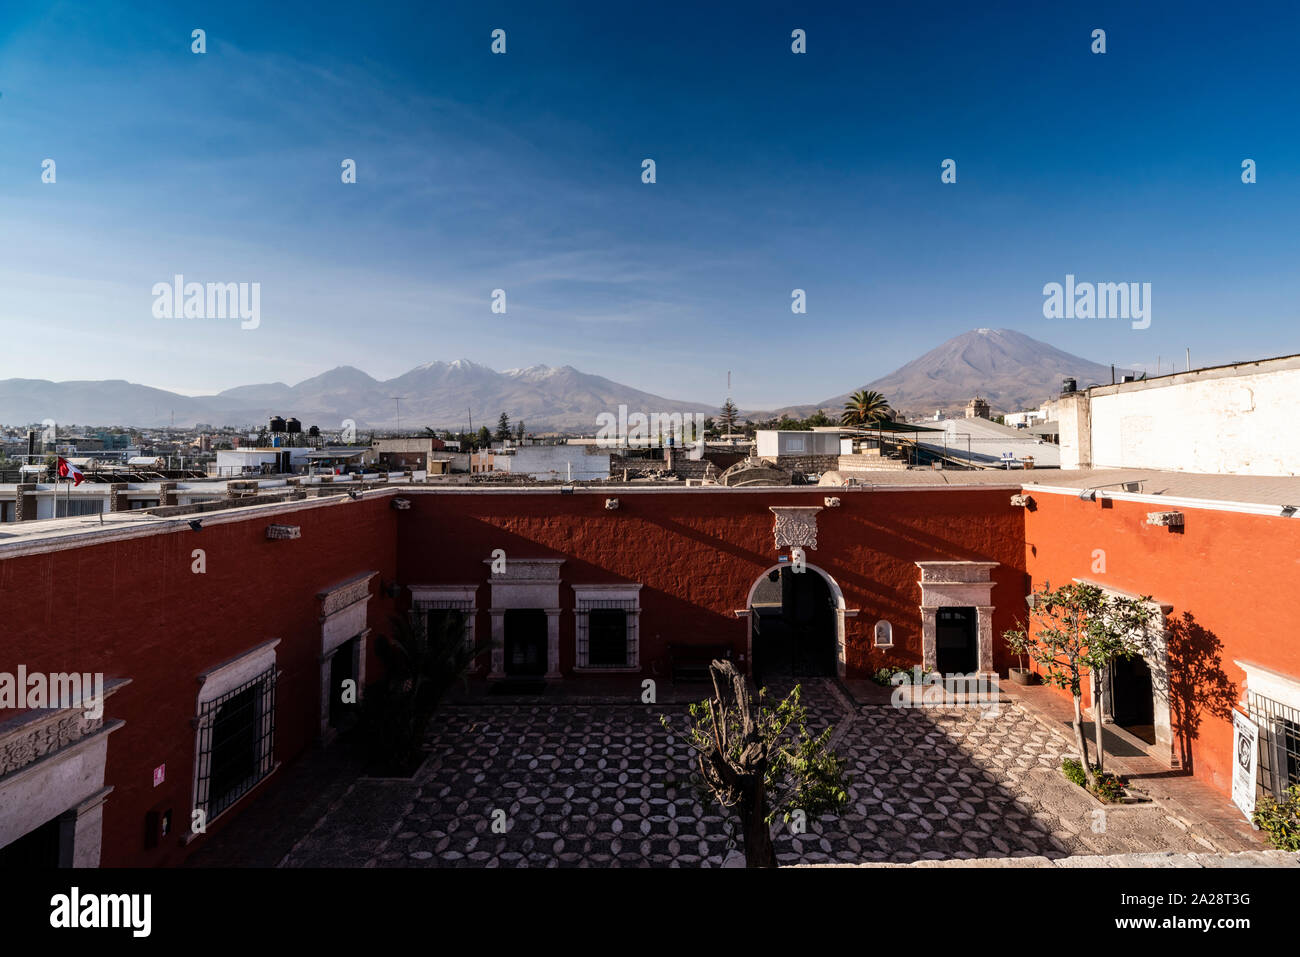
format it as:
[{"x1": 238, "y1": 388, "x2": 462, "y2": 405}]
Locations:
[{"x1": 0, "y1": 497, "x2": 397, "y2": 867}]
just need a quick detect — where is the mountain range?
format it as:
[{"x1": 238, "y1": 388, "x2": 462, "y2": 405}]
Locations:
[{"x1": 0, "y1": 329, "x2": 1133, "y2": 430}]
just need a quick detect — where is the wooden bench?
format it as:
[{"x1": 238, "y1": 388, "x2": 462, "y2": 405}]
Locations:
[{"x1": 668, "y1": 643, "x2": 733, "y2": 683}]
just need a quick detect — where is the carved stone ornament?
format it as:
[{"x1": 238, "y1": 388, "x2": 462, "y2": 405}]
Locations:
[
  {"x1": 769, "y1": 506, "x2": 822, "y2": 551},
  {"x1": 0, "y1": 711, "x2": 103, "y2": 776}
]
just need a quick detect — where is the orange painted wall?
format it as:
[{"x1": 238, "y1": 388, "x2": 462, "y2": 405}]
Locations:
[{"x1": 1024, "y1": 491, "x2": 1300, "y2": 797}]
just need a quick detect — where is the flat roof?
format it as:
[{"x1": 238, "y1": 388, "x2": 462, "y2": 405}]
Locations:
[{"x1": 1, "y1": 467, "x2": 1296, "y2": 558}]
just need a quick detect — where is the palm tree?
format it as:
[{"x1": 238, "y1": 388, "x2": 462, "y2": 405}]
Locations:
[{"x1": 840, "y1": 390, "x2": 893, "y2": 428}]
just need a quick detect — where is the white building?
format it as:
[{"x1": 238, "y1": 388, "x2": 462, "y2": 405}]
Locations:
[
  {"x1": 499, "y1": 445, "x2": 612, "y2": 481},
  {"x1": 1052, "y1": 352, "x2": 1300, "y2": 475},
  {"x1": 916, "y1": 418, "x2": 1060, "y2": 469},
  {"x1": 755, "y1": 430, "x2": 844, "y2": 459}
]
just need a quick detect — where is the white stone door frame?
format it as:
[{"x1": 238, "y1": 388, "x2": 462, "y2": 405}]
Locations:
[
  {"x1": 739, "y1": 562, "x2": 854, "y2": 678},
  {"x1": 484, "y1": 558, "x2": 565, "y2": 679},
  {"x1": 1074, "y1": 578, "x2": 1175, "y2": 767},
  {"x1": 915, "y1": 561, "x2": 998, "y2": 676},
  {"x1": 317, "y1": 571, "x2": 377, "y2": 742},
  {"x1": 0, "y1": 678, "x2": 129, "y2": 867}
]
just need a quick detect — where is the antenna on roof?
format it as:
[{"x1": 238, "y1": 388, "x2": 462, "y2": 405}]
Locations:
[{"x1": 390, "y1": 397, "x2": 407, "y2": 434}]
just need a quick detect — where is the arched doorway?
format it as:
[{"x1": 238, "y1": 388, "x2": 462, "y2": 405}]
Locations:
[{"x1": 747, "y1": 564, "x2": 842, "y2": 684}]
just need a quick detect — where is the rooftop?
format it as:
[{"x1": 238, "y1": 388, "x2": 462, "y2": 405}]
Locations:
[{"x1": 0, "y1": 468, "x2": 1296, "y2": 557}]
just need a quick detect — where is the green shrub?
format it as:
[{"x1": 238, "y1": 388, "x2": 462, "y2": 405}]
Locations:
[
  {"x1": 1093, "y1": 772, "x2": 1126, "y2": 803},
  {"x1": 1062, "y1": 757, "x2": 1087, "y2": 786},
  {"x1": 1251, "y1": 785, "x2": 1300, "y2": 851},
  {"x1": 872, "y1": 666, "x2": 907, "y2": 686},
  {"x1": 1061, "y1": 758, "x2": 1126, "y2": 802}
]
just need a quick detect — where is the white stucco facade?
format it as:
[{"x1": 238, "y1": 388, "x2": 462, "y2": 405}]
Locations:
[{"x1": 1056, "y1": 355, "x2": 1300, "y2": 475}]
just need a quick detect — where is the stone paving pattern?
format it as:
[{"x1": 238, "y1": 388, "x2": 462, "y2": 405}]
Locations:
[{"x1": 278, "y1": 679, "x2": 1255, "y2": 867}]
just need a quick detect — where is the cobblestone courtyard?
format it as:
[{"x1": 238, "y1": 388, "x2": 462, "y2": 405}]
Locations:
[{"x1": 276, "y1": 680, "x2": 1245, "y2": 867}]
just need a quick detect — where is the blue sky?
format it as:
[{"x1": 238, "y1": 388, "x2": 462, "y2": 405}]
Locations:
[{"x1": 1, "y1": 0, "x2": 1298, "y2": 408}]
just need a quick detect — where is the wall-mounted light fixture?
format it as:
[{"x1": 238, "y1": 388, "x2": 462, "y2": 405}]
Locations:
[
  {"x1": 188, "y1": 519, "x2": 203, "y2": 532},
  {"x1": 823, "y1": 497, "x2": 841, "y2": 508},
  {"x1": 605, "y1": 498, "x2": 619, "y2": 510}
]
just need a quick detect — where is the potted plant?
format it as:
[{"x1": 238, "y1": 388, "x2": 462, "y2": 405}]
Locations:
[{"x1": 1003, "y1": 624, "x2": 1038, "y2": 684}]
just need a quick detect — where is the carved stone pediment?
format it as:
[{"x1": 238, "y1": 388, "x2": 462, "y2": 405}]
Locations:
[
  {"x1": 0, "y1": 678, "x2": 129, "y2": 778},
  {"x1": 317, "y1": 572, "x2": 377, "y2": 616},
  {"x1": 916, "y1": 561, "x2": 997, "y2": 584},
  {"x1": 769, "y1": 506, "x2": 822, "y2": 551}
]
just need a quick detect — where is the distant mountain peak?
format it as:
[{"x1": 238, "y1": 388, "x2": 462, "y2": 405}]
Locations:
[{"x1": 810, "y1": 328, "x2": 1132, "y2": 416}]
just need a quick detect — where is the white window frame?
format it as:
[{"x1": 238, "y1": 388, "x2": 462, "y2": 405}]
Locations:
[
  {"x1": 1236, "y1": 660, "x2": 1300, "y2": 799},
  {"x1": 874, "y1": 620, "x2": 893, "y2": 647},
  {"x1": 189, "y1": 639, "x2": 280, "y2": 837},
  {"x1": 572, "y1": 584, "x2": 642, "y2": 672},
  {"x1": 409, "y1": 585, "x2": 479, "y2": 654}
]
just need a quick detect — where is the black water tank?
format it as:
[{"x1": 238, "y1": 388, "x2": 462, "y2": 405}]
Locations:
[
  {"x1": 269, "y1": 416, "x2": 287, "y2": 433},
  {"x1": 286, "y1": 417, "x2": 302, "y2": 434},
  {"x1": 1061, "y1": 377, "x2": 1077, "y2": 394}
]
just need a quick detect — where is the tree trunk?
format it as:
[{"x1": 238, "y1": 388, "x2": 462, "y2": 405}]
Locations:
[
  {"x1": 1072, "y1": 693, "x2": 1097, "y2": 790},
  {"x1": 1092, "y1": 670, "x2": 1105, "y2": 774},
  {"x1": 741, "y1": 783, "x2": 777, "y2": 868}
]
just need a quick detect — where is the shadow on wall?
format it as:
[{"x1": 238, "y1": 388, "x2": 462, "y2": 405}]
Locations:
[{"x1": 1164, "y1": 612, "x2": 1238, "y2": 773}]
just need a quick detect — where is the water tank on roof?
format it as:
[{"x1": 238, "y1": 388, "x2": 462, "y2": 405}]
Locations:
[
  {"x1": 1061, "y1": 377, "x2": 1077, "y2": 394},
  {"x1": 269, "y1": 416, "x2": 287, "y2": 433},
  {"x1": 286, "y1": 417, "x2": 302, "y2": 434}
]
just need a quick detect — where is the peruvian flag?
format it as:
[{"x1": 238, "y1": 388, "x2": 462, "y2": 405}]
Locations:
[{"x1": 57, "y1": 456, "x2": 85, "y2": 486}]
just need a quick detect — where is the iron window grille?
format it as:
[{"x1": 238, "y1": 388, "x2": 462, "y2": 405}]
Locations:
[
  {"x1": 576, "y1": 599, "x2": 638, "y2": 668},
  {"x1": 417, "y1": 600, "x2": 473, "y2": 648},
  {"x1": 1246, "y1": 690, "x2": 1300, "y2": 798},
  {"x1": 195, "y1": 667, "x2": 276, "y2": 821}
]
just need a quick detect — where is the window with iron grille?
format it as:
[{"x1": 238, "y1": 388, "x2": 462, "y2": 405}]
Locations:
[
  {"x1": 419, "y1": 599, "x2": 473, "y2": 651},
  {"x1": 1247, "y1": 691, "x2": 1300, "y2": 799},
  {"x1": 576, "y1": 599, "x2": 637, "y2": 668},
  {"x1": 423, "y1": 600, "x2": 470, "y2": 633},
  {"x1": 195, "y1": 667, "x2": 276, "y2": 820}
]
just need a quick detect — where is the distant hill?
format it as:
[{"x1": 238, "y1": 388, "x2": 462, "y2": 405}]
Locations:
[
  {"x1": 0, "y1": 329, "x2": 1134, "y2": 431},
  {"x1": 782, "y1": 328, "x2": 1133, "y2": 419},
  {"x1": 0, "y1": 361, "x2": 710, "y2": 431}
]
